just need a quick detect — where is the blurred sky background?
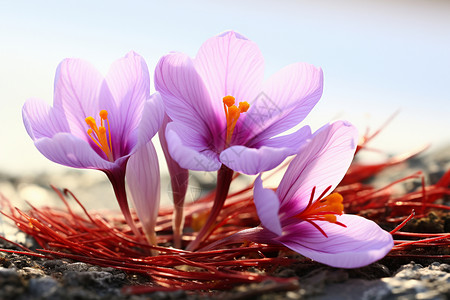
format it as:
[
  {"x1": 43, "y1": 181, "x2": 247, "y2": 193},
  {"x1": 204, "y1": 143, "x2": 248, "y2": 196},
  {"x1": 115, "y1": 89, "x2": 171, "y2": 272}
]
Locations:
[{"x1": 1, "y1": 0, "x2": 449, "y2": 177}]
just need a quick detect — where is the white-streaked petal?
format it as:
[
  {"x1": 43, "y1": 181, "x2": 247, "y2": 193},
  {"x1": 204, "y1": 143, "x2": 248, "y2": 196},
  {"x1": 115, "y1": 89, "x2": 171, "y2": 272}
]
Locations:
[
  {"x1": 244, "y1": 62, "x2": 323, "y2": 144},
  {"x1": 126, "y1": 142, "x2": 160, "y2": 246},
  {"x1": 252, "y1": 125, "x2": 311, "y2": 150},
  {"x1": 155, "y1": 52, "x2": 223, "y2": 149},
  {"x1": 253, "y1": 175, "x2": 282, "y2": 236},
  {"x1": 22, "y1": 98, "x2": 72, "y2": 140},
  {"x1": 194, "y1": 31, "x2": 264, "y2": 108},
  {"x1": 34, "y1": 133, "x2": 115, "y2": 170},
  {"x1": 278, "y1": 214, "x2": 394, "y2": 268},
  {"x1": 166, "y1": 123, "x2": 221, "y2": 172},
  {"x1": 277, "y1": 121, "x2": 358, "y2": 217},
  {"x1": 136, "y1": 92, "x2": 165, "y2": 147},
  {"x1": 53, "y1": 58, "x2": 103, "y2": 136},
  {"x1": 220, "y1": 145, "x2": 295, "y2": 175},
  {"x1": 100, "y1": 51, "x2": 150, "y2": 151}
]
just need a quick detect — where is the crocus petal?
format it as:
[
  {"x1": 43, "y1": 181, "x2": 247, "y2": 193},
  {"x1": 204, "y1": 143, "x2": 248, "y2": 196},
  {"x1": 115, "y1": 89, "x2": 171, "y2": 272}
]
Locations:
[
  {"x1": 155, "y1": 52, "x2": 223, "y2": 150},
  {"x1": 22, "y1": 98, "x2": 71, "y2": 140},
  {"x1": 136, "y1": 92, "x2": 165, "y2": 147},
  {"x1": 159, "y1": 114, "x2": 189, "y2": 248},
  {"x1": 166, "y1": 122, "x2": 221, "y2": 171},
  {"x1": 126, "y1": 141, "x2": 160, "y2": 245},
  {"x1": 34, "y1": 133, "x2": 115, "y2": 170},
  {"x1": 220, "y1": 145, "x2": 296, "y2": 175},
  {"x1": 252, "y1": 125, "x2": 311, "y2": 151},
  {"x1": 159, "y1": 115, "x2": 189, "y2": 203},
  {"x1": 244, "y1": 62, "x2": 323, "y2": 144},
  {"x1": 100, "y1": 51, "x2": 150, "y2": 154},
  {"x1": 53, "y1": 58, "x2": 104, "y2": 137},
  {"x1": 278, "y1": 214, "x2": 394, "y2": 268},
  {"x1": 253, "y1": 175, "x2": 282, "y2": 236},
  {"x1": 104, "y1": 51, "x2": 150, "y2": 107},
  {"x1": 194, "y1": 31, "x2": 264, "y2": 107},
  {"x1": 277, "y1": 121, "x2": 358, "y2": 217}
]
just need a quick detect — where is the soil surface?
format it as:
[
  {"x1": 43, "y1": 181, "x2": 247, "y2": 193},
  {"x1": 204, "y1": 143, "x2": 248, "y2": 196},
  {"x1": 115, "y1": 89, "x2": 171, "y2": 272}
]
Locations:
[
  {"x1": 1, "y1": 241, "x2": 449, "y2": 300},
  {"x1": 0, "y1": 144, "x2": 449, "y2": 299}
]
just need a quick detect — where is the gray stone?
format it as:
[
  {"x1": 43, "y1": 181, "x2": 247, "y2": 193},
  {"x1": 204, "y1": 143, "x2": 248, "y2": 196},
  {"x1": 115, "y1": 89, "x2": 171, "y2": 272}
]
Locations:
[
  {"x1": 65, "y1": 262, "x2": 90, "y2": 272},
  {"x1": 17, "y1": 266, "x2": 45, "y2": 278},
  {"x1": 28, "y1": 276, "x2": 59, "y2": 298},
  {"x1": 310, "y1": 262, "x2": 450, "y2": 300},
  {"x1": 42, "y1": 259, "x2": 67, "y2": 269},
  {"x1": 0, "y1": 266, "x2": 18, "y2": 277}
]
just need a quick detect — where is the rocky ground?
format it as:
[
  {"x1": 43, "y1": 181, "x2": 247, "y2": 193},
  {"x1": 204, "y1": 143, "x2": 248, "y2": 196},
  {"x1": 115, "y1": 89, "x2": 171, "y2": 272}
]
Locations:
[
  {"x1": 0, "y1": 144, "x2": 449, "y2": 299},
  {"x1": 1, "y1": 242, "x2": 449, "y2": 300}
]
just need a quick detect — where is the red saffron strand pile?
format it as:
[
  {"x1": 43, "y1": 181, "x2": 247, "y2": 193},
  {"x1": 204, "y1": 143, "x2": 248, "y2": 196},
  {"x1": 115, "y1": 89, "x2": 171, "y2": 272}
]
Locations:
[{"x1": 0, "y1": 122, "x2": 449, "y2": 292}]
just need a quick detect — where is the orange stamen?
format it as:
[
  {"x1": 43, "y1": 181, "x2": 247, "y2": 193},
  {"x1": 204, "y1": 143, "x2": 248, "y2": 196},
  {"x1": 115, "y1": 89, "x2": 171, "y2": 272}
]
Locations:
[
  {"x1": 223, "y1": 95, "x2": 235, "y2": 107},
  {"x1": 293, "y1": 187, "x2": 346, "y2": 237},
  {"x1": 238, "y1": 101, "x2": 249, "y2": 112},
  {"x1": 85, "y1": 110, "x2": 114, "y2": 162},
  {"x1": 222, "y1": 96, "x2": 250, "y2": 146},
  {"x1": 99, "y1": 110, "x2": 113, "y2": 155},
  {"x1": 295, "y1": 192, "x2": 344, "y2": 222}
]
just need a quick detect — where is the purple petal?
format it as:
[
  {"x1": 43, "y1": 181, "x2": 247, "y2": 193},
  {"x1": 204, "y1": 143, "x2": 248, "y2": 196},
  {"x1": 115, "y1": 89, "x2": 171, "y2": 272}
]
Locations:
[
  {"x1": 252, "y1": 125, "x2": 311, "y2": 150},
  {"x1": 278, "y1": 214, "x2": 394, "y2": 268},
  {"x1": 100, "y1": 52, "x2": 150, "y2": 156},
  {"x1": 154, "y1": 52, "x2": 223, "y2": 150},
  {"x1": 34, "y1": 133, "x2": 116, "y2": 170},
  {"x1": 159, "y1": 114, "x2": 189, "y2": 247},
  {"x1": 244, "y1": 62, "x2": 323, "y2": 144},
  {"x1": 219, "y1": 145, "x2": 295, "y2": 175},
  {"x1": 253, "y1": 175, "x2": 282, "y2": 236},
  {"x1": 126, "y1": 141, "x2": 160, "y2": 245},
  {"x1": 136, "y1": 92, "x2": 165, "y2": 147},
  {"x1": 103, "y1": 51, "x2": 150, "y2": 107},
  {"x1": 277, "y1": 121, "x2": 358, "y2": 217},
  {"x1": 165, "y1": 122, "x2": 221, "y2": 171},
  {"x1": 194, "y1": 31, "x2": 264, "y2": 107},
  {"x1": 22, "y1": 98, "x2": 71, "y2": 140},
  {"x1": 53, "y1": 58, "x2": 104, "y2": 137},
  {"x1": 159, "y1": 114, "x2": 189, "y2": 200}
]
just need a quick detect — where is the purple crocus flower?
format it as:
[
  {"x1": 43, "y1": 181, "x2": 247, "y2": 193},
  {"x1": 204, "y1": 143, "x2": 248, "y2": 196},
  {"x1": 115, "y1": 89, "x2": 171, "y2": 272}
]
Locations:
[
  {"x1": 22, "y1": 52, "x2": 164, "y2": 241},
  {"x1": 154, "y1": 31, "x2": 320, "y2": 175},
  {"x1": 250, "y1": 121, "x2": 394, "y2": 268}
]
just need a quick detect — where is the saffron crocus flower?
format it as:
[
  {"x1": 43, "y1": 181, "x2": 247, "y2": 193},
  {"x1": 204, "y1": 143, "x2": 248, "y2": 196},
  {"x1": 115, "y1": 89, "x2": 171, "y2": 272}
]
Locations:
[
  {"x1": 155, "y1": 30, "x2": 320, "y2": 250},
  {"x1": 22, "y1": 52, "x2": 164, "y2": 241},
  {"x1": 154, "y1": 30, "x2": 319, "y2": 175},
  {"x1": 250, "y1": 121, "x2": 394, "y2": 268}
]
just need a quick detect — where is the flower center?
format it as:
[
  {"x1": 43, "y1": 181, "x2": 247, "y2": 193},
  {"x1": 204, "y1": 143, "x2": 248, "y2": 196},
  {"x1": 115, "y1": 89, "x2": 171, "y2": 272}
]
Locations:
[
  {"x1": 222, "y1": 95, "x2": 249, "y2": 146},
  {"x1": 293, "y1": 186, "x2": 346, "y2": 237},
  {"x1": 85, "y1": 110, "x2": 114, "y2": 162}
]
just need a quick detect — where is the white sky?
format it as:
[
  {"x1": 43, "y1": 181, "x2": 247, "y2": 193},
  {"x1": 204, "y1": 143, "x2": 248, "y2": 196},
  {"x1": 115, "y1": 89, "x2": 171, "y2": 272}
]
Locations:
[{"x1": 0, "y1": 0, "x2": 449, "y2": 175}]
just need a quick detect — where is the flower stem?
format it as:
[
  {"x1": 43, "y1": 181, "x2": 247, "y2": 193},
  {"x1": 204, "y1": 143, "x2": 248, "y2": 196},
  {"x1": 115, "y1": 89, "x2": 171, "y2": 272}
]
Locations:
[
  {"x1": 199, "y1": 227, "x2": 269, "y2": 251},
  {"x1": 105, "y1": 168, "x2": 142, "y2": 240},
  {"x1": 173, "y1": 200, "x2": 185, "y2": 249},
  {"x1": 186, "y1": 165, "x2": 233, "y2": 251},
  {"x1": 170, "y1": 171, "x2": 189, "y2": 248},
  {"x1": 159, "y1": 115, "x2": 189, "y2": 248}
]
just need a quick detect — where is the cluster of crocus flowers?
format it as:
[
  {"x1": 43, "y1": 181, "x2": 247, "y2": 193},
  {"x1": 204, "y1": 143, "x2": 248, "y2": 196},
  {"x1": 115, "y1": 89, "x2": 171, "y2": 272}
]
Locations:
[{"x1": 22, "y1": 31, "x2": 394, "y2": 268}]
